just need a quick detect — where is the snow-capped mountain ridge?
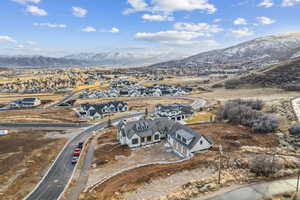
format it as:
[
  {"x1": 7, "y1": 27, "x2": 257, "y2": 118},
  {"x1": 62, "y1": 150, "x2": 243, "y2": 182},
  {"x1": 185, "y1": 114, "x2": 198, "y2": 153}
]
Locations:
[{"x1": 150, "y1": 32, "x2": 300, "y2": 70}]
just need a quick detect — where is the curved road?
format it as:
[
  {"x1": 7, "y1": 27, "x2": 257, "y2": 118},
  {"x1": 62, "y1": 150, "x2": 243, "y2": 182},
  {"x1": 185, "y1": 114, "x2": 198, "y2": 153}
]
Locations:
[
  {"x1": 22, "y1": 96, "x2": 205, "y2": 200},
  {"x1": 24, "y1": 112, "x2": 143, "y2": 200}
]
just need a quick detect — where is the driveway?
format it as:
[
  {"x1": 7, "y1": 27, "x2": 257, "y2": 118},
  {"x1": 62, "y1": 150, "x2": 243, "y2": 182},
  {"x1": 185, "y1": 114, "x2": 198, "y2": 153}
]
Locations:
[{"x1": 197, "y1": 178, "x2": 298, "y2": 200}]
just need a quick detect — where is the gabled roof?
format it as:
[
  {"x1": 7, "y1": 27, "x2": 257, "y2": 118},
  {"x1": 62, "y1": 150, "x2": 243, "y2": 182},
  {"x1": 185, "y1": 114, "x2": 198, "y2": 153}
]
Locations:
[
  {"x1": 169, "y1": 122, "x2": 212, "y2": 150},
  {"x1": 119, "y1": 118, "x2": 174, "y2": 139}
]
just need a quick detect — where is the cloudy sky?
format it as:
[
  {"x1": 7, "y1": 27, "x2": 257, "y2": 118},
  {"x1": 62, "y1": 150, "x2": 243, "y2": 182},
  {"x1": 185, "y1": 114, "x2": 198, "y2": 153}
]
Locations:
[{"x1": 0, "y1": 0, "x2": 300, "y2": 57}]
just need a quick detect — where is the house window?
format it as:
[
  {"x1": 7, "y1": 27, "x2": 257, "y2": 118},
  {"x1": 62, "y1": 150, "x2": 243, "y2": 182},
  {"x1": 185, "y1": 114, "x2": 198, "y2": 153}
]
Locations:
[
  {"x1": 177, "y1": 134, "x2": 181, "y2": 140},
  {"x1": 200, "y1": 140, "x2": 203, "y2": 145},
  {"x1": 182, "y1": 137, "x2": 187, "y2": 144},
  {"x1": 154, "y1": 134, "x2": 159, "y2": 140},
  {"x1": 132, "y1": 138, "x2": 139, "y2": 144},
  {"x1": 141, "y1": 137, "x2": 145, "y2": 143},
  {"x1": 147, "y1": 136, "x2": 152, "y2": 142}
]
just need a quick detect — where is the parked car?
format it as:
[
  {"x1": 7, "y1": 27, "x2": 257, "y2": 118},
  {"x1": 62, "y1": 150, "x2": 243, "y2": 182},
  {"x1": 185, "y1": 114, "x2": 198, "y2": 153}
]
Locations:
[
  {"x1": 73, "y1": 148, "x2": 81, "y2": 157},
  {"x1": 78, "y1": 142, "x2": 84, "y2": 149},
  {"x1": 71, "y1": 156, "x2": 78, "y2": 165}
]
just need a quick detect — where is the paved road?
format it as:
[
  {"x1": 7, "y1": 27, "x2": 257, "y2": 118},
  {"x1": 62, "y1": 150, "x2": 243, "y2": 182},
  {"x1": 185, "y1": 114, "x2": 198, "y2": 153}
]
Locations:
[
  {"x1": 0, "y1": 123, "x2": 91, "y2": 128},
  {"x1": 202, "y1": 178, "x2": 298, "y2": 200},
  {"x1": 46, "y1": 92, "x2": 79, "y2": 109},
  {"x1": 24, "y1": 112, "x2": 143, "y2": 200}
]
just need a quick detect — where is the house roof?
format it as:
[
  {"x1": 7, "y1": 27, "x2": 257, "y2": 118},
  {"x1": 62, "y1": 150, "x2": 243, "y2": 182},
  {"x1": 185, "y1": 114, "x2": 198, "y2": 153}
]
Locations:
[
  {"x1": 81, "y1": 101, "x2": 128, "y2": 114},
  {"x1": 156, "y1": 103, "x2": 194, "y2": 116},
  {"x1": 169, "y1": 122, "x2": 212, "y2": 150},
  {"x1": 119, "y1": 118, "x2": 174, "y2": 139},
  {"x1": 22, "y1": 97, "x2": 38, "y2": 102}
]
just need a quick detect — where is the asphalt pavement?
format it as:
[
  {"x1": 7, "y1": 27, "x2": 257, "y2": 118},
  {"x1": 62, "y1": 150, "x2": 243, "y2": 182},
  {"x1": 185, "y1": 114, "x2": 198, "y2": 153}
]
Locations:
[
  {"x1": 24, "y1": 112, "x2": 143, "y2": 200},
  {"x1": 202, "y1": 178, "x2": 298, "y2": 200}
]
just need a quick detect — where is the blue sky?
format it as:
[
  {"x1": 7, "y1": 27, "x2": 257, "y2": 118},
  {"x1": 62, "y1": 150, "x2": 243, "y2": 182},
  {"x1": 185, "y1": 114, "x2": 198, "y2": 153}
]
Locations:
[{"x1": 1, "y1": 0, "x2": 300, "y2": 57}]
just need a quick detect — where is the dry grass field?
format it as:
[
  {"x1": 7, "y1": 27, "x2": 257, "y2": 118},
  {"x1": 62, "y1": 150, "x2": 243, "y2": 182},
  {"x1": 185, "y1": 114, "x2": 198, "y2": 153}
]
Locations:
[
  {"x1": 0, "y1": 129, "x2": 67, "y2": 200},
  {"x1": 0, "y1": 92, "x2": 66, "y2": 107},
  {"x1": 190, "y1": 88, "x2": 300, "y2": 103},
  {"x1": 0, "y1": 108, "x2": 84, "y2": 123}
]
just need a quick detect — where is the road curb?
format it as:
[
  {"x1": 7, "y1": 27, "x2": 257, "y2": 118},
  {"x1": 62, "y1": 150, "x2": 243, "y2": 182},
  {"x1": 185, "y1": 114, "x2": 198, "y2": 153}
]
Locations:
[
  {"x1": 58, "y1": 127, "x2": 104, "y2": 200},
  {"x1": 23, "y1": 127, "x2": 89, "y2": 200}
]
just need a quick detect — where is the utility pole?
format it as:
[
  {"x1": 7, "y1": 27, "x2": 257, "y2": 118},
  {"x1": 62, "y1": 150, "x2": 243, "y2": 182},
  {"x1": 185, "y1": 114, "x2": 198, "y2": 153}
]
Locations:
[
  {"x1": 218, "y1": 145, "x2": 223, "y2": 185},
  {"x1": 297, "y1": 168, "x2": 300, "y2": 193}
]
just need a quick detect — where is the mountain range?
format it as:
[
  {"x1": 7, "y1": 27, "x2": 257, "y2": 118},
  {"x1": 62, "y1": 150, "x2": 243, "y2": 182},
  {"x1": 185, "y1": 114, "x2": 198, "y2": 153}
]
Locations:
[
  {"x1": 1, "y1": 32, "x2": 300, "y2": 69},
  {"x1": 150, "y1": 32, "x2": 300, "y2": 71},
  {"x1": 0, "y1": 51, "x2": 187, "y2": 68}
]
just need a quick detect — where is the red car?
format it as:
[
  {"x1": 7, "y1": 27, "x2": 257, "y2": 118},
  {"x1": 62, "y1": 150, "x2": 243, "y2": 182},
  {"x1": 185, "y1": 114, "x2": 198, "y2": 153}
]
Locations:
[{"x1": 73, "y1": 148, "x2": 81, "y2": 156}]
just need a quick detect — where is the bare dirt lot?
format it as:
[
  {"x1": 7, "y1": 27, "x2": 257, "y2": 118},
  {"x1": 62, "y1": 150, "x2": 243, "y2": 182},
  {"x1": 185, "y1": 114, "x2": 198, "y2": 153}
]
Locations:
[
  {"x1": 127, "y1": 98, "x2": 193, "y2": 112},
  {"x1": 0, "y1": 129, "x2": 67, "y2": 200},
  {"x1": 75, "y1": 97, "x2": 194, "y2": 110},
  {"x1": 0, "y1": 108, "x2": 84, "y2": 123},
  {"x1": 80, "y1": 123, "x2": 279, "y2": 200},
  {"x1": 190, "y1": 88, "x2": 300, "y2": 103}
]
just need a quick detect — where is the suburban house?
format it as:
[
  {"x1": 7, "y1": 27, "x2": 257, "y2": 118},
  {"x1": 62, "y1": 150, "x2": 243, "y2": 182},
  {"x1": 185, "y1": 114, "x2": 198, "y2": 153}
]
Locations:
[
  {"x1": 10, "y1": 97, "x2": 41, "y2": 108},
  {"x1": 155, "y1": 103, "x2": 194, "y2": 121},
  {"x1": 79, "y1": 101, "x2": 128, "y2": 120},
  {"x1": 167, "y1": 123, "x2": 213, "y2": 158},
  {"x1": 117, "y1": 118, "x2": 213, "y2": 158}
]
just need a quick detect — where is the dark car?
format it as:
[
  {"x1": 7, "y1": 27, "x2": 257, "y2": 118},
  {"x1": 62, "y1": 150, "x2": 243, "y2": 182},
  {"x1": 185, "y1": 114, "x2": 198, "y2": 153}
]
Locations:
[
  {"x1": 78, "y1": 142, "x2": 84, "y2": 149},
  {"x1": 71, "y1": 156, "x2": 78, "y2": 165}
]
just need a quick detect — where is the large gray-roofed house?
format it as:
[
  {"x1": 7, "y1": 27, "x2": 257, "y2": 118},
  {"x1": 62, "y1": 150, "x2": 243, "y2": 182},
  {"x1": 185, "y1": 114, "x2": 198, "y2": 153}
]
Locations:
[
  {"x1": 117, "y1": 118, "x2": 173, "y2": 148},
  {"x1": 117, "y1": 118, "x2": 213, "y2": 158},
  {"x1": 155, "y1": 103, "x2": 194, "y2": 121}
]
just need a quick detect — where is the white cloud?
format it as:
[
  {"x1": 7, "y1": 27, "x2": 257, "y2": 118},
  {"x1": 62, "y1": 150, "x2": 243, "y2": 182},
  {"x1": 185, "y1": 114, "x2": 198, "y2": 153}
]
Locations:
[
  {"x1": 110, "y1": 27, "x2": 120, "y2": 33},
  {"x1": 257, "y1": 0, "x2": 274, "y2": 8},
  {"x1": 282, "y1": 0, "x2": 300, "y2": 6},
  {"x1": 82, "y1": 27, "x2": 119, "y2": 33},
  {"x1": 11, "y1": 0, "x2": 41, "y2": 4},
  {"x1": 33, "y1": 22, "x2": 67, "y2": 28},
  {"x1": 26, "y1": 5, "x2": 47, "y2": 16},
  {"x1": 233, "y1": 17, "x2": 247, "y2": 25},
  {"x1": 72, "y1": 7, "x2": 87, "y2": 17},
  {"x1": 81, "y1": 26, "x2": 97, "y2": 32},
  {"x1": 135, "y1": 30, "x2": 219, "y2": 46},
  {"x1": 0, "y1": 36, "x2": 17, "y2": 43},
  {"x1": 142, "y1": 14, "x2": 174, "y2": 21},
  {"x1": 214, "y1": 18, "x2": 222, "y2": 23},
  {"x1": 257, "y1": 16, "x2": 276, "y2": 24},
  {"x1": 26, "y1": 41, "x2": 38, "y2": 45},
  {"x1": 173, "y1": 22, "x2": 223, "y2": 35},
  {"x1": 124, "y1": 0, "x2": 149, "y2": 14},
  {"x1": 230, "y1": 28, "x2": 254, "y2": 38},
  {"x1": 16, "y1": 44, "x2": 25, "y2": 49},
  {"x1": 124, "y1": 0, "x2": 217, "y2": 15}
]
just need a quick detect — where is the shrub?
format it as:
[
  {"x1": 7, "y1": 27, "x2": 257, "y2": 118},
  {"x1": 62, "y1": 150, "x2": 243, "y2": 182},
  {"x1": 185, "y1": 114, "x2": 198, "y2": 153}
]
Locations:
[
  {"x1": 289, "y1": 123, "x2": 300, "y2": 135},
  {"x1": 218, "y1": 99, "x2": 278, "y2": 133},
  {"x1": 250, "y1": 154, "x2": 283, "y2": 177}
]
